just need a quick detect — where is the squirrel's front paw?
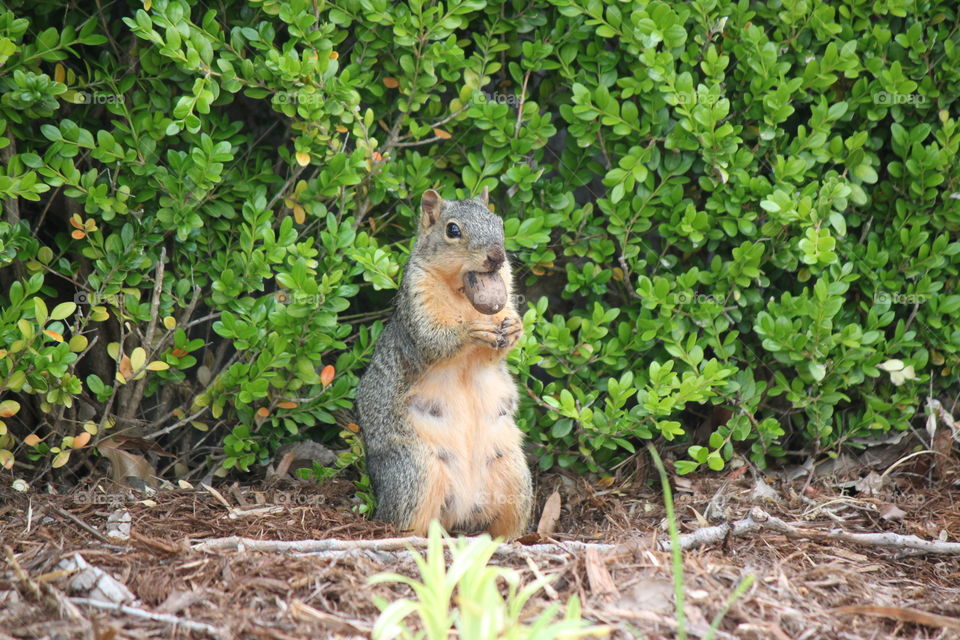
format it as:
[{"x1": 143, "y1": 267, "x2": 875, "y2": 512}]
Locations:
[
  {"x1": 468, "y1": 319, "x2": 507, "y2": 349},
  {"x1": 469, "y1": 314, "x2": 524, "y2": 350},
  {"x1": 498, "y1": 314, "x2": 523, "y2": 350}
]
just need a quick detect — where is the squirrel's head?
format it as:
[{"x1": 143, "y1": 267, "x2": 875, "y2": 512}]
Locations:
[{"x1": 417, "y1": 188, "x2": 506, "y2": 274}]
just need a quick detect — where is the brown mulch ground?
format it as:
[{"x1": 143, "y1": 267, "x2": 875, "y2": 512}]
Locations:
[{"x1": 2, "y1": 462, "x2": 960, "y2": 639}]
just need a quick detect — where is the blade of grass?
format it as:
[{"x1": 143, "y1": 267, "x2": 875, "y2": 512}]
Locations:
[
  {"x1": 705, "y1": 574, "x2": 755, "y2": 640},
  {"x1": 646, "y1": 442, "x2": 686, "y2": 640}
]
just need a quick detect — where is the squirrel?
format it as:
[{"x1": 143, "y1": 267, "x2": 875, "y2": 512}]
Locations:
[{"x1": 356, "y1": 188, "x2": 532, "y2": 538}]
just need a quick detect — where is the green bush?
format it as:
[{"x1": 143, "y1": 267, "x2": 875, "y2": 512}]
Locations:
[{"x1": 0, "y1": 0, "x2": 957, "y2": 480}]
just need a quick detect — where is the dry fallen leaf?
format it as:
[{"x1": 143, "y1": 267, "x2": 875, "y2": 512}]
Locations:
[
  {"x1": 536, "y1": 489, "x2": 561, "y2": 536},
  {"x1": 97, "y1": 438, "x2": 157, "y2": 488},
  {"x1": 585, "y1": 546, "x2": 620, "y2": 604},
  {"x1": 879, "y1": 503, "x2": 907, "y2": 521}
]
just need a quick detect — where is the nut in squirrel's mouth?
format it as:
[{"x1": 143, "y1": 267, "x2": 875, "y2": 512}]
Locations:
[{"x1": 461, "y1": 270, "x2": 507, "y2": 315}]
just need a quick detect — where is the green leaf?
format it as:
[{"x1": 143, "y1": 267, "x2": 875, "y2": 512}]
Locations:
[{"x1": 50, "y1": 301, "x2": 77, "y2": 320}]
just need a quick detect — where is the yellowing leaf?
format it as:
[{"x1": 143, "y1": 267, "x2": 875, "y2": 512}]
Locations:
[
  {"x1": 433, "y1": 128, "x2": 452, "y2": 139},
  {"x1": 0, "y1": 421, "x2": 5, "y2": 436},
  {"x1": 54, "y1": 63, "x2": 65, "y2": 83},
  {"x1": 91, "y1": 306, "x2": 110, "y2": 322},
  {"x1": 143, "y1": 0, "x2": 152, "y2": 10},
  {"x1": 83, "y1": 421, "x2": 99, "y2": 435},
  {"x1": 69, "y1": 214, "x2": 85, "y2": 229},
  {"x1": 383, "y1": 77, "x2": 399, "y2": 88},
  {"x1": 73, "y1": 432, "x2": 92, "y2": 448},
  {"x1": 24, "y1": 433, "x2": 41, "y2": 447},
  {"x1": 107, "y1": 342, "x2": 121, "y2": 360},
  {"x1": 50, "y1": 301, "x2": 77, "y2": 320},
  {"x1": 17, "y1": 319, "x2": 33, "y2": 339},
  {"x1": 43, "y1": 329, "x2": 64, "y2": 342},
  {"x1": 878, "y1": 359, "x2": 905, "y2": 372},
  {"x1": 295, "y1": 151, "x2": 310, "y2": 166},
  {"x1": 329, "y1": 51, "x2": 339, "y2": 59},
  {"x1": 130, "y1": 347, "x2": 146, "y2": 373},
  {"x1": 278, "y1": 401, "x2": 298, "y2": 409},
  {"x1": 146, "y1": 360, "x2": 170, "y2": 371},
  {"x1": 34, "y1": 298, "x2": 48, "y2": 325},
  {"x1": 0, "y1": 449, "x2": 13, "y2": 470},
  {"x1": 293, "y1": 203, "x2": 306, "y2": 224},
  {"x1": 163, "y1": 316, "x2": 176, "y2": 330},
  {"x1": 256, "y1": 407, "x2": 270, "y2": 418},
  {"x1": 69, "y1": 334, "x2": 88, "y2": 352},
  {"x1": 52, "y1": 450, "x2": 71, "y2": 468},
  {"x1": 62, "y1": 90, "x2": 85, "y2": 104},
  {"x1": 71, "y1": 230, "x2": 86, "y2": 240},
  {"x1": 0, "y1": 400, "x2": 21, "y2": 418}
]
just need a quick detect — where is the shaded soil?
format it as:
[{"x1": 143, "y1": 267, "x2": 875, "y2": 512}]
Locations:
[{"x1": 1, "y1": 463, "x2": 960, "y2": 639}]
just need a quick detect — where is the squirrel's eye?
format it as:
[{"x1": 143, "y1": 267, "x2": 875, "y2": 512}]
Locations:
[{"x1": 446, "y1": 222, "x2": 461, "y2": 239}]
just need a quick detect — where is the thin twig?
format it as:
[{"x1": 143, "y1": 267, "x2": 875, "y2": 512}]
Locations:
[
  {"x1": 663, "y1": 507, "x2": 960, "y2": 555},
  {"x1": 71, "y1": 597, "x2": 226, "y2": 638},
  {"x1": 121, "y1": 247, "x2": 167, "y2": 426},
  {"x1": 514, "y1": 70, "x2": 530, "y2": 138},
  {"x1": 52, "y1": 506, "x2": 112, "y2": 544}
]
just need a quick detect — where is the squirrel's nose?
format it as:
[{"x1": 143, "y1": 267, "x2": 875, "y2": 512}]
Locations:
[{"x1": 484, "y1": 246, "x2": 505, "y2": 272}]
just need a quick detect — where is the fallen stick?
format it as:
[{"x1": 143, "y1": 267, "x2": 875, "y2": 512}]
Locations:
[
  {"x1": 665, "y1": 507, "x2": 960, "y2": 555},
  {"x1": 192, "y1": 535, "x2": 615, "y2": 557},
  {"x1": 71, "y1": 597, "x2": 226, "y2": 638},
  {"x1": 191, "y1": 507, "x2": 960, "y2": 558}
]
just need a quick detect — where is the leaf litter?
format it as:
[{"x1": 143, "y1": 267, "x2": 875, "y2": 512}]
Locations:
[{"x1": 1, "y1": 454, "x2": 959, "y2": 639}]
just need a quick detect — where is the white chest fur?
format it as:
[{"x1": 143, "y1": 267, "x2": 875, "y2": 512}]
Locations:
[{"x1": 405, "y1": 347, "x2": 521, "y2": 527}]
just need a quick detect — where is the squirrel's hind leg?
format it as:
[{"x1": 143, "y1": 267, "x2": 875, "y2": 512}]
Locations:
[
  {"x1": 484, "y1": 449, "x2": 533, "y2": 538},
  {"x1": 368, "y1": 440, "x2": 446, "y2": 537}
]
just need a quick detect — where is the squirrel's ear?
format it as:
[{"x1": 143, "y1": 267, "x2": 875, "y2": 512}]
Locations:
[
  {"x1": 420, "y1": 189, "x2": 443, "y2": 230},
  {"x1": 478, "y1": 186, "x2": 489, "y2": 206}
]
